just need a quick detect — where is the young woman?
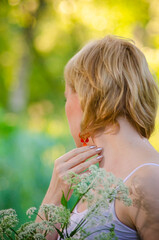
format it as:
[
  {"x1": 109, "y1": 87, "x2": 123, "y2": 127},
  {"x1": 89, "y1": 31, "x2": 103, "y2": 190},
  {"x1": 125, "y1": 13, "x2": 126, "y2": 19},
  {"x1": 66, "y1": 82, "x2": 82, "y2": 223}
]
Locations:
[{"x1": 37, "y1": 35, "x2": 159, "y2": 239}]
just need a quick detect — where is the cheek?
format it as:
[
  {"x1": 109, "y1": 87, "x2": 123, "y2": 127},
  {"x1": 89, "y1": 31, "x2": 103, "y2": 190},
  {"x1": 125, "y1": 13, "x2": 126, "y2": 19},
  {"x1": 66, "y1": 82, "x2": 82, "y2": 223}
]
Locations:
[
  {"x1": 65, "y1": 100, "x2": 72, "y2": 121},
  {"x1": 65, "y1": 97, "x2": 83, "y2": 132}
]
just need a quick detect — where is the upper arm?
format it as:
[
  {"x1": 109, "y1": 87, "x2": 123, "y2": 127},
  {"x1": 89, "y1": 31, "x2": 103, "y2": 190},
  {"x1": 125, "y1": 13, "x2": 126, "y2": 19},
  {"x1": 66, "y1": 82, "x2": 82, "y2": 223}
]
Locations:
[{"x1": 129, "y1": 166, "x2": 159, "y2": 240}]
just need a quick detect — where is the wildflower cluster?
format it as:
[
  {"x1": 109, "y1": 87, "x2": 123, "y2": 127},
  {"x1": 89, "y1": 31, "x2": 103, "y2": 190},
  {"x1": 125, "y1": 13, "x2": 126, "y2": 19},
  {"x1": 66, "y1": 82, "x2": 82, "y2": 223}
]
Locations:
[
  {"x1": 64, "y1": 164, "x2": 132, "y2": 210},
  {"x1": 0, "y1": 208, "x2": 18, "y2": 239},
  {"x1": 0, "y1": 165, "x2": 132, "y2": 239},
  {"x1": 62, "y1": 165, "x2": 132, "y2": 239}
]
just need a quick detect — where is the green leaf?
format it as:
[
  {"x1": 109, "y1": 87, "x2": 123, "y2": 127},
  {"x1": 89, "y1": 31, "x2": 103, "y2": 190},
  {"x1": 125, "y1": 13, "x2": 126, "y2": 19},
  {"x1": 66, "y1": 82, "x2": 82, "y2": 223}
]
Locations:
[
  {"x1": 54, "y1": 226, "x2": 64, "y2": 239},
  {"x1": 61, "y1": 191, "x2": 67, "y2": 207},
  {"x1": 68, "y1": 193, "x2": 82, "y2": 212},
  {"x1": 70, "y1": 216, "x2": 89, "y2": 237}
]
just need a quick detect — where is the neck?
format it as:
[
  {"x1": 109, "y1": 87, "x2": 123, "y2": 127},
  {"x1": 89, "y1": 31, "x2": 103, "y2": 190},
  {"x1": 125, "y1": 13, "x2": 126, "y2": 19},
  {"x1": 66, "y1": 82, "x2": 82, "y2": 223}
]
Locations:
[{"x1": 91, "y1": 117, "x2": 153, "y2": 178}]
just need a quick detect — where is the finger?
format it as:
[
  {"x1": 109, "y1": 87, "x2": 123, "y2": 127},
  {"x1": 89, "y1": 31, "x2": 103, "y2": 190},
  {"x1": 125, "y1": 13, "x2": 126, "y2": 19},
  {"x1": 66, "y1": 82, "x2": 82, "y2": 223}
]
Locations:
[
  {"x1": 57, "y1": 145, "x2": 97, "y2": 163},
  {"x1": 67, "y1": 155, "x2": 103, "y2": 175},
  {"x1": 65, "y1": 147, "x2": 103, "y2": 170}
]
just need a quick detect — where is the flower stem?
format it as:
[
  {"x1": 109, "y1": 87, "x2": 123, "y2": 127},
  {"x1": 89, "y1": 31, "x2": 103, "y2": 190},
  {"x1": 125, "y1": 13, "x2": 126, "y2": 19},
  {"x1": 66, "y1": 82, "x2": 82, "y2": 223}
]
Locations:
[
  {"x1": 4, "y1": 232, "x2": 14, "y2": 240},
  {"x1": 66, "y1": 183, "x2": 73, "y2": 201},
  {"x1": 10, "y1": 227, "x2": 19, "y2": 236},
  {"x1": 34, "y1": 211, "x2": 44, "y2": 221}
]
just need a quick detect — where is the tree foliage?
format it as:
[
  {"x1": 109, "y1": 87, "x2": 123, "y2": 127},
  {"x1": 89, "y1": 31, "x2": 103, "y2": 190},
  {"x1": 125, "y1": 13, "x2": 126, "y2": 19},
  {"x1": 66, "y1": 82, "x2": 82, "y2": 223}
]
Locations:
[{"x1": 0, "y1": 0, "x2": 159, "y2": 221}]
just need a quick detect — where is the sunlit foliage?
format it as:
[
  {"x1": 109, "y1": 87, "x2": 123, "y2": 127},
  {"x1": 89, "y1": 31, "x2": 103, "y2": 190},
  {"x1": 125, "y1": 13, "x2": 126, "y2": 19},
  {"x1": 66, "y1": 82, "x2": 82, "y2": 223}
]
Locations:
[{"x1": 0, "y1": 0, "x2": 158, "y2": 222}]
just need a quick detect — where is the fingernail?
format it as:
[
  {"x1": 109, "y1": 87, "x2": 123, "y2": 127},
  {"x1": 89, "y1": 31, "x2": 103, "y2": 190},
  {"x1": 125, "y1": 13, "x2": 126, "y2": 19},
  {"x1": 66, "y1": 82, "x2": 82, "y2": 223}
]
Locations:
[
  {"x1": 89, "y1": 145, "x2": 96, "y2": 149},
  {"x1": 96, "y1": 155, "x2": 103, "y2": 160},
  {"x1": 95, "y1": 147, "x2": 103, "y2": 152}
]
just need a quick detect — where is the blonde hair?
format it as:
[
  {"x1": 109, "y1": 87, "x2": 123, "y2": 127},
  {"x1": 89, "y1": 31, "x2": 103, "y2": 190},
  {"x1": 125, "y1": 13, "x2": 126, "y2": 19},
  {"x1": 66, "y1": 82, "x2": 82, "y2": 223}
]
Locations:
[{"x1": 64, "y1": 35, "x2": 159, "y2": 140}]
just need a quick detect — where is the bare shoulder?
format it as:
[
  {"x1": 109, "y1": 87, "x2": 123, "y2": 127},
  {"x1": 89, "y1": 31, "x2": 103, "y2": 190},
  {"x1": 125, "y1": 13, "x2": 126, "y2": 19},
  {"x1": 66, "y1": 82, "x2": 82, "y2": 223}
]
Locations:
[{"x1": 129, "y1": 162, "x2": 159, "y2": 239}]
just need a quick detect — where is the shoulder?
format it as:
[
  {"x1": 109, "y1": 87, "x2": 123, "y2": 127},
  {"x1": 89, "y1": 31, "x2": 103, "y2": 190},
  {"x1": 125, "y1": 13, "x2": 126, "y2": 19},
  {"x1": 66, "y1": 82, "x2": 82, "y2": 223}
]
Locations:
[
  {"x1": 130, "y1": 163, "x2": 159, "y2": 197},
  {"x1": 129, "y1": 164, "x2": 159, "y2": 239}
]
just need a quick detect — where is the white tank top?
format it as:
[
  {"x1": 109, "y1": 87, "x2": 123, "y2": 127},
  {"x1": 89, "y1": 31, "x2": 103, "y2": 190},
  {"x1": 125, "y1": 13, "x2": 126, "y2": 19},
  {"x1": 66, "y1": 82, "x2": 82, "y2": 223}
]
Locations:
[{"x1": 57, "y1": 163, "x2": 159, "y2": 240}]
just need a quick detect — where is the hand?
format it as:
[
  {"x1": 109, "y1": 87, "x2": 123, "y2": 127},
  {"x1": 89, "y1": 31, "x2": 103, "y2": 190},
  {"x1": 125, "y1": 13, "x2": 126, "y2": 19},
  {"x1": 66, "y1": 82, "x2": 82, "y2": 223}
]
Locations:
[{"x1": 47, "y1": 145, "x2": 103, "y2": 204}]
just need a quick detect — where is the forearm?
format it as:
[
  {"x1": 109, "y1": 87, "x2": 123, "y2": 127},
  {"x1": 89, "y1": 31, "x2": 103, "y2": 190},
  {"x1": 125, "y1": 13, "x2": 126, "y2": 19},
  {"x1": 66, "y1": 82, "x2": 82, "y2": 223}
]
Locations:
[
  {"x1": 45, "y1": 231, "x2": 59, "y2": 240},
  {"x1": 36, "y1": 187, "x2": 61, "y2": 220},
  {"x1": 35, "y1": 172, "x2": 74, "y2": 239},
  {"x1": 35, "y1": 187, "x2": 62, "y2": 240}
]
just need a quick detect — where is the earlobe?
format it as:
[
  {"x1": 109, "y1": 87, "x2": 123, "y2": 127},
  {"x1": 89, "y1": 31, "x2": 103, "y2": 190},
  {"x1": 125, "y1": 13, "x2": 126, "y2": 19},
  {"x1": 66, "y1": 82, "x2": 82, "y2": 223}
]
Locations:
[{"x1": 79, "y1": 132, "x2": 89, "y2": 146}]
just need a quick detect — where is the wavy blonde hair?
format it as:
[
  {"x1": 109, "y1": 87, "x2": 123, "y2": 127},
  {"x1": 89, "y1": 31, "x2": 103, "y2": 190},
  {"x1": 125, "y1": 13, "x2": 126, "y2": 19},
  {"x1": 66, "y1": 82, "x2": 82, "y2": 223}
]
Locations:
[{"x1": 64, "y1": 35, "x2": 159, "y2": 140}]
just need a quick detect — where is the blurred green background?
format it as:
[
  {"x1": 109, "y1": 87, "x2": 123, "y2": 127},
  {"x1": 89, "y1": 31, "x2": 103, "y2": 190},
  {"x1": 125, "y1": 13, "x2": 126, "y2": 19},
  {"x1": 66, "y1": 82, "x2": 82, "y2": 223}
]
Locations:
[{"x1": 0, "y1": 0, "x2": 159, "y2": 224}]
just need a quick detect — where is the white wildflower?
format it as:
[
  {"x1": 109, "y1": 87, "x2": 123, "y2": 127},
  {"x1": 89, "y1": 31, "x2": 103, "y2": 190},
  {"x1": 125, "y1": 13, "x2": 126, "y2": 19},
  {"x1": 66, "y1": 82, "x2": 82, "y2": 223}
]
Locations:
[
  {"x1": 0, "y1": 163, "x2": 132, "y2": 240},
  {"x1": 34, "y1": 232, "x2": 45, "y2": 239},
  {"x1": 39, "y1": 204, "x2": 70, "y2": 225},
  {"x1": 0, "y1": 208, "x2": 18, "y2": 237},
  {"x1": 26, "y1": 207, "x2": 37, "y2": 218}
]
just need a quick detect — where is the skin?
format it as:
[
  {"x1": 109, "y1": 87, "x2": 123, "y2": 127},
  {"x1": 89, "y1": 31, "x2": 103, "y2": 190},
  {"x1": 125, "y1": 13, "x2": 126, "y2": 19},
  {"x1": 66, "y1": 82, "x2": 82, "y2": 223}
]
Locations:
[
  {"x1": 37, "y1": 82, "x2": 159, "y2": 240},
  {"x1": 64, "y1": 83, "x2": 159, "y2": 239}
]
